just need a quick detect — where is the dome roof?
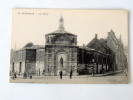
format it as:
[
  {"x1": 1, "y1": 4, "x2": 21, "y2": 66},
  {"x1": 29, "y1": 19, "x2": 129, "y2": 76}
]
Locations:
[
  {"x1": 45, "y1": 16, "x2": 76, "y2": 37},
  {"x1": 46, "y1": 30, "x2": 76, "y2": 37},
  {"x1": 23, "y1": 42, "x2": 34, "y2": 48}
]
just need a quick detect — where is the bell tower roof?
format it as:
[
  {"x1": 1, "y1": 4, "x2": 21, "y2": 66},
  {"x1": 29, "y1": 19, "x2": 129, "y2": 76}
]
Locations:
[
  {"x1": 58, "y1": 15, "x2": 64, "y2": 31},
  {"x1": 45, "y1": 16, "x2": 77, "y2": 37}
]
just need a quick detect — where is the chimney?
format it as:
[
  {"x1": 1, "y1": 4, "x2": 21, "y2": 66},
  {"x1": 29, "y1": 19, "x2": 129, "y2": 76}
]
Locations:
[
  {"x1": 83, "y1": 44, "x2": 85, "y2": 47},
  {"x1": 95, "y1": 34, "x2": 98, "y2": 39}
]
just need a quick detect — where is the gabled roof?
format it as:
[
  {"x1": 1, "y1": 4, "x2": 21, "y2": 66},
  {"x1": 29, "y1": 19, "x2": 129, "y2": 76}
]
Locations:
[
  {"x1": 86, "y1": 35, "x2": 98, "y2": 47},
  {"x1": 11, "y1": 44, "x2": 45, "y2": 54},
  {"x1": 108, "y1": 29, "x2": 119, "y2": 45},
  {"x1": 86, "y1": 34, "x2": 114, "y2": 55}
]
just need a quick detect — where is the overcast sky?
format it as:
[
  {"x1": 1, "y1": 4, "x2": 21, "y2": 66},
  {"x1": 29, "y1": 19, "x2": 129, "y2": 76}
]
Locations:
[{"x1": 11, "y1": 9, "x2": 128, "y2": 50}]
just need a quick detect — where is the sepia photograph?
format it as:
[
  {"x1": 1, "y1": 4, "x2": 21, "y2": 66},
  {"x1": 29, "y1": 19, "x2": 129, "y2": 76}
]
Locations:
[{"x1": 10, "y1": 9, "x2": 129, "y2": 84}]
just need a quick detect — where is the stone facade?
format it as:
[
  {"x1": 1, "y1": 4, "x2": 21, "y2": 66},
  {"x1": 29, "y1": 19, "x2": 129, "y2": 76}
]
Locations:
[
  {"x1": 36, "y1": 48, "x2": 45, "y2": 76},
  {"x1": 44, "y1": 45, "x2": 78, "y2": 76},
  {"x1": 44, "y1": 16, "x2": 78, "y2": 76},
  {"x1": 10, "y1": 47, "x2": 36, "y2": 76}
]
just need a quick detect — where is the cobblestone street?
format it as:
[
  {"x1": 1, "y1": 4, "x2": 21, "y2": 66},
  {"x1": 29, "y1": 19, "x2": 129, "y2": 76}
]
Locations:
[{"x1": 10, "y1": 72, "x2": 128, "y2": 84}]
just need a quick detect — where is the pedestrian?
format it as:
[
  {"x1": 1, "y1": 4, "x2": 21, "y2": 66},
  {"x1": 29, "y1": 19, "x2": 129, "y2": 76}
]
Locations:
[
  {"x1": 23, "y1": 72, "x2": 27, "y2": 79},
  {"x1": 12, "y1": 70, "x2": 15, "y2": 80},
  {"x1": 42, "y1": 69, "x2": 45, "y2": 75},
  {"x1": 100, "y1": 68, "x2": 103, "y2": 74},
  {"x1": 14, "y1": 71, "x2": 17, "y2": 78},
  {"x1": 102, "y1": 68, "x2": 105, "y2": 74},
  {"x1": 59, "y1": 71, "x2": 62, "y2": 79},
  {"x1": 69, "y1": 70, "x2": 73, "y2": 79},
  {"x1": 124, "y1": 69, "x2": 128, "y2": 76}
]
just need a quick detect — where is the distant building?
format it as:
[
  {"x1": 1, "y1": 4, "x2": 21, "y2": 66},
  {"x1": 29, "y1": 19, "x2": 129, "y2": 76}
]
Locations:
[
  {"x1": 107, "y1": 30, "x2": 127, "y2": 70},
  {"x1": 124, "y1": 46, "x2": 128, "y2": 58}
]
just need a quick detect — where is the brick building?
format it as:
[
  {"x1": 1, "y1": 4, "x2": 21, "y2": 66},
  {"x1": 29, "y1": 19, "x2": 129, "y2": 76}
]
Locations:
[
  {"x1": 107, "y1": 30, "x2": 127, "y2": 70},
  {"x1": 10, "y1": 43, "x2": 37, "y2": 76},
  {"x1": 81, "y1": 34, "x2": 116, "y2": 75}
]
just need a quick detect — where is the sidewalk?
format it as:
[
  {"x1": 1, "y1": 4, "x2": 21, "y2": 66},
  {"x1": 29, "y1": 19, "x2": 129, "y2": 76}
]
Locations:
[
  {"x1": 10, "y1": 70, "x2": 125, "y2": 79},
  {"x1": 94, "y1": 70, "x2": 124, "y2": 77},
  {"x1": 11, "y1": 75, "x2": 91, "y2": 79}
]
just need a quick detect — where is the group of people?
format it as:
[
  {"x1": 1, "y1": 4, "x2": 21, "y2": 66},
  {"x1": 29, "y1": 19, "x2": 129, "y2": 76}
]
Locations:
[
  {"x1": 12, "y1": 70, "x2": 33, "y2": 79},
  {"x1": 59, "y1": 70, "x2": 73, "y2": 79}
]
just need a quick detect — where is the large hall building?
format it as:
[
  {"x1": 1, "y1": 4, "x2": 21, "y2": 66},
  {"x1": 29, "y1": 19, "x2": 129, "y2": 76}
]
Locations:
[{"x1": 10, "y1": 16, "x2": 128, "y2": 76}]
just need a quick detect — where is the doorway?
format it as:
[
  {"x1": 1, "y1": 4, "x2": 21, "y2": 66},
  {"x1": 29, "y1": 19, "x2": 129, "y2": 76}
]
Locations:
[{"x1": 56, "y1": 52, "x2": 68, "y2": 75}]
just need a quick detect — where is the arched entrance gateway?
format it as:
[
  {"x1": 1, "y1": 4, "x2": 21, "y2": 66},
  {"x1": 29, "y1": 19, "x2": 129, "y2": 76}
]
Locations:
[{"x1": 56, "y1": 51, "x2": 69, "y2": 76}]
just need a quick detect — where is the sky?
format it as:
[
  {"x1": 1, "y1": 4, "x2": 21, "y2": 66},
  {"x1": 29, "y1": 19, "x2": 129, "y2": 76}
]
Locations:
[{"x1": 11, "y1": 9, "x2": 128, "y2": 50}]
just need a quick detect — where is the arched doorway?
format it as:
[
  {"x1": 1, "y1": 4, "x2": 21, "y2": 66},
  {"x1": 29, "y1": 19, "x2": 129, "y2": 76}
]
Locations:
[{"x1": 56, "y1": 52, "x2": 68, "y2": 75}]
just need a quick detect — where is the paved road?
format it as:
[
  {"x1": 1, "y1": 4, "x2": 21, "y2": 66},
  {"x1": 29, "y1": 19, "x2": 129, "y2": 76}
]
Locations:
[{"x1": 10, "y1": 73, "x2": 128, "y2": 84}]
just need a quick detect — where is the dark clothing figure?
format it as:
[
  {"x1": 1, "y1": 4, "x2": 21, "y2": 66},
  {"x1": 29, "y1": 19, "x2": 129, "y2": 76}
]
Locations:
[
  {"x1": 102, "y1": 68, "x2": 105, "y2": 74},
  {"x1": 14, "y1": 72, "x2": 17, "y2": 78},
  {"x1": 12, "y1": 70, "x2": 16, "y2": 79},
  {"x1": 30, "y1": 75, "x2": 32, "y2": 79},
  {"x1": 42, "y1": 69, "x2": 45, "y2": 75},
  {"x1": 12, "y1": 70, "x2": 17, "y2": 79},
  {"x1": 70, "y1": 70, "x2": 73, "y2": 79},
  {"x1": 100, "y1": 68, "x2": 103, "y2": 74},
  {"x1": 23, "y1": 72, "x2": 27, "y2": 79},
  {"x1": 59, "y1": 71, "x2": 62, "y2": 79},
  {"x1": 100, "y1": 68, "x2": 105, "y2": 74}
]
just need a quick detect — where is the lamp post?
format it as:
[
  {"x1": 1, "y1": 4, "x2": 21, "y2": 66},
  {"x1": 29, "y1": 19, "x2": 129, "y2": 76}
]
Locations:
[{"x1": 92, "y1": 59, "x2": 95, "y2": 76}]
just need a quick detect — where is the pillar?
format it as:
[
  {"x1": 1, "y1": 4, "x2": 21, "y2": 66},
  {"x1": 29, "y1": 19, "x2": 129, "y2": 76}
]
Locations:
[
  {"x1": 106, "y1": 56, "x2": 108, "y2": 72},
  {"x1": 96, "y1": 54, "x2": 98, "y2": 74},
  {"x1": 102, "y1": 55, "x2": 103, "y2": 71}
]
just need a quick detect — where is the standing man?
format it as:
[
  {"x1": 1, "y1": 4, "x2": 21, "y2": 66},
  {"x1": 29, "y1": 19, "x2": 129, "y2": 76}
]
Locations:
[
  {"x1": 42, "y1": 69, "x2": 45, "y2": 75},
  {"x1": 59, "y1": 56, "x2": 63, "y2": 79},
  {"x1": 59, "y1": 70, "x2": 63, "y2": 79},
  {"x1": 12, "y1": 70, "x2": 15, "y2": 79},
  {"x1": 69, "y1": 69, "x2": 73, "y2": 79},
  {"x1": 23, "y1": 72, "x2": 27, "y2": 79}
]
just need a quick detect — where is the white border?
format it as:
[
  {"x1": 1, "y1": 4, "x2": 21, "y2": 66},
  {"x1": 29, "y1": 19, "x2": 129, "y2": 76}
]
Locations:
[{"x1": 0, "y1": 0, "x2": 132, "y2": 100}]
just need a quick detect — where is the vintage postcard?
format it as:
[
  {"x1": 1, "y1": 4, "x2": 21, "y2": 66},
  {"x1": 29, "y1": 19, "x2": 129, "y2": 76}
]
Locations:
[{"x1": 10, "y1": 9, "x2": 129, "y2": 84}]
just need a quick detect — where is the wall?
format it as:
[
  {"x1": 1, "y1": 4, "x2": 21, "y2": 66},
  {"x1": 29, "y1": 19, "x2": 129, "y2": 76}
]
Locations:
[
  {"x1": 36, "y1": 49, "x2": 45, "y2": 75},
  {"x1": 45, "y1": 45, "x2": 78, "y2": 75}
]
